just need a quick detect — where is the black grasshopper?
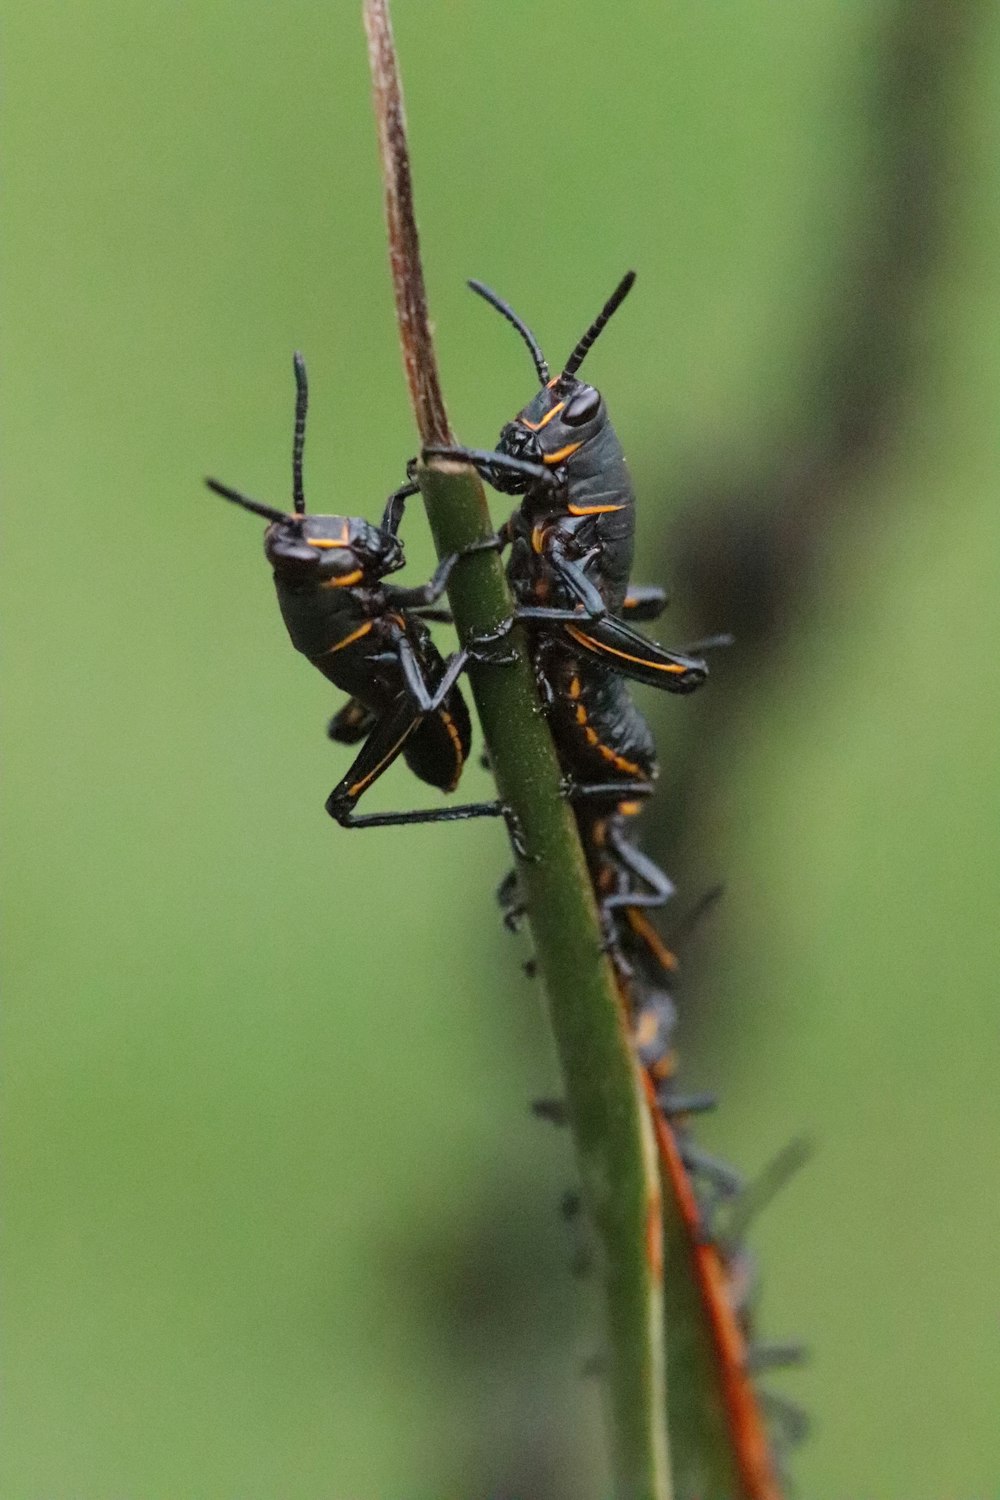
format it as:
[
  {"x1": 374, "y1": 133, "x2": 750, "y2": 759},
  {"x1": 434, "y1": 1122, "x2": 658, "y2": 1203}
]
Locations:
[
  {"x1": 207, "y1": 354, "x2": 505, "y2": 833},
  {"x1": 425, "y1": 270, "x2": 710, "y2": 698}
]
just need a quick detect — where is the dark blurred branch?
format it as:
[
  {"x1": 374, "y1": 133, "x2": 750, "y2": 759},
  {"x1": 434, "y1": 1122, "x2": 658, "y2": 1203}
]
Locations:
[{"x1": 652, "y1": 0, "x2": 982, "y2": 868}]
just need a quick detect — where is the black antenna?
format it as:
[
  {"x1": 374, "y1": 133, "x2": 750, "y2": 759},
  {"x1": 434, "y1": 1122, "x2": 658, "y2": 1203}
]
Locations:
[
  {"x1": 468, "y1": 280, "x2": 549, "y2": 384},
  {"x1": 205, "y1": 477, "x2": 291, "y2": 525},
  {"x1": 292, "y1": 352, "x2": 308, "y2": 514},
  {"x1": 560, "y1": 270, "x2": 636, "y2": 383}
]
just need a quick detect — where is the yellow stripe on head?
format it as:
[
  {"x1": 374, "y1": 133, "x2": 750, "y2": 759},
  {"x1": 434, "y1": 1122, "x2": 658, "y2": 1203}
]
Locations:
[
  {"x1": 520, "y1": 401, "x2": 565, "y2": 432},
  {"x1": 543, "y1": 441, "x2": 583, "y2": 465},
  {"x1": 321, "y1": 568, "x2": 364, "y2": 589},
  {"x1": 306, "y1": 521, "x2": 351, "y2": 548}
]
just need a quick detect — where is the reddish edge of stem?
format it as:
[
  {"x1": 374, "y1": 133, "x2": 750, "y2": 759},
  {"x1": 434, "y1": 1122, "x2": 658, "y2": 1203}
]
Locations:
[
  {"x1": 640, "y1": 1071, "x2": 782, "y2": 1500},
  {"x1": 620, "y1": 911, "x2": 781, "y2": 1497}
]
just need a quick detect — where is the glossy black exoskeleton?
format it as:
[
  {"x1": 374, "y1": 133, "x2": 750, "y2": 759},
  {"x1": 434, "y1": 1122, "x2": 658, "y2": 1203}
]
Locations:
[
  {"x1": 425, "y1": 271, "x2": 708, "y2": 695},
  {"x1": 207, "y1": 354, "x2": 505, "y2": 832}
]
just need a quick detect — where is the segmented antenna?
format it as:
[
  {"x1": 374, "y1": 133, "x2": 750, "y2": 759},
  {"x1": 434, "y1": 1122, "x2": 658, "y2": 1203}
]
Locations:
[
  {"x1": 468, "y1": 279, "x2": 550, "y2": 384},
  {"x1": 204, "y1": 477, "x2": 291, "y2": 525},
  {"x1": 292, "y1": 351, "x2": 308, "y2": 514},
  {"x1": 560, "y1": 270, "x2": 636, "y2": 383}
]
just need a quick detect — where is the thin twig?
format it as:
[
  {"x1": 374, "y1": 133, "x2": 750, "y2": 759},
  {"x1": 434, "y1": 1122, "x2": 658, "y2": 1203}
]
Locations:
[{"x1": 363, "y1": 0, "x2": 450, "y2": 446}]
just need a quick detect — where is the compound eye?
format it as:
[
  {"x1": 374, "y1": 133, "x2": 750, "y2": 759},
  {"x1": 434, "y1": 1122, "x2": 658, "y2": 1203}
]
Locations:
[
  {"x1": 562, "y1": 386, "x2": 601, "y2": 426},
  {"x1": 266, "y1": 524, "x2": 320, "y2": 570}
]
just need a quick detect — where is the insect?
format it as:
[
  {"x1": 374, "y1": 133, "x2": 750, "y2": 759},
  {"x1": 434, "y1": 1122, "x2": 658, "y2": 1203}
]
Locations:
[
  {"x1": 435, "y1": 270, "x2": 797, "y2": 1489},
  {"x1": 206, "y1": 353, "x2": 507, "y2": 833},
  {"x1": 424, "y1": 270, "x2": 710, "y2": 696}
]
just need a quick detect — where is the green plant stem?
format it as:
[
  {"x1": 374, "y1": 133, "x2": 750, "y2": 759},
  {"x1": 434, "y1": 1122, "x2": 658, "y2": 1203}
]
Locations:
[
  {"x1": 362, "y1": 2, "x2": 673, "y2": 1493},
  {"x1": 422, "y1": 460, "x2": 671, "y2": 1500}
]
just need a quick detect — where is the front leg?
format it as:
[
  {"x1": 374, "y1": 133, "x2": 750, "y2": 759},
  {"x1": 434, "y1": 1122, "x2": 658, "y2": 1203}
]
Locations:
[
  {"x1": 422, "y1": 443, "x2": 557, "y2": 493},
  {"x1": 383, "y1": 550, "x2": 460, "y2": 611},
  {"x1": 380, "y1": 479, "x2": 420, "y2": 536},
  {"x1": 382, "y1": 534, "x2": 509, "y2": 611}
]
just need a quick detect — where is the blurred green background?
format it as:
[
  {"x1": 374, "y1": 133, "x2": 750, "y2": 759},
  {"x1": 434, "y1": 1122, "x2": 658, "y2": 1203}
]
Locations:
[{"x1": 5, "y1": 1, "x2": 999, "y2": 1496}]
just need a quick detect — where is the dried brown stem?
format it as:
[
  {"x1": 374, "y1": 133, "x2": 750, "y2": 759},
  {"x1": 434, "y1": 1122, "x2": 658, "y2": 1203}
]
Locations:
[{"x1": 363, "y1": 0, "x2": 451, "y2": 446}]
